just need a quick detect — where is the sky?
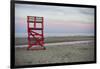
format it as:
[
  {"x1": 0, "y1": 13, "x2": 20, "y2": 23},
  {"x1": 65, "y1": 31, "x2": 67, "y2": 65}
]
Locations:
[{"x1": 15, "y1": 4, "x2": 95, "y2": 37}]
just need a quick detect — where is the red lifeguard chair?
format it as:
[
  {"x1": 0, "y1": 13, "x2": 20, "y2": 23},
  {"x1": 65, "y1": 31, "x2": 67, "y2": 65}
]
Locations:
[{"x1": 27, "y1": 16, "x2": 45, "y2": 50}]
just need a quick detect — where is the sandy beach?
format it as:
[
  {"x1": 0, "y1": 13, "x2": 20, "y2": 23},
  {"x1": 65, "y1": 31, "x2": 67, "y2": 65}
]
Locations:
[{"x1": 15, "y1": 36, "x2": 95, "y2": 66}]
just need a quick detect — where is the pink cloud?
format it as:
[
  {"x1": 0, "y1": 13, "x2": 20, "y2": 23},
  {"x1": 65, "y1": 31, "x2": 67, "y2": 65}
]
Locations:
[{"x1": 45, "y1": 20, "x2": 94, "y2": 30}]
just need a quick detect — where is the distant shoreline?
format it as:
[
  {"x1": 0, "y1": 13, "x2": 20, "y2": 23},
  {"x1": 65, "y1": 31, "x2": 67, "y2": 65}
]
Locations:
[{"x1": 15, "y1": 33, "x2": 94, "y2": 38}]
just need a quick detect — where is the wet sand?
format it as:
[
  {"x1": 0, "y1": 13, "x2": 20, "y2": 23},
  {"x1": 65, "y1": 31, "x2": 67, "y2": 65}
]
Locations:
[{"x1": 15, "y1": 41, "x2": 95, "y2": 66}]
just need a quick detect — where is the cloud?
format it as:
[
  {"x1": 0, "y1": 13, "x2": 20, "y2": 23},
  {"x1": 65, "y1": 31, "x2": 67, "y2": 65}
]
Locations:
[
  {"x1": 15, "y1": 4, "x2": 95, "y2": 37},
  {"x1": 15, "y1": 4, "x2": 94, "y2": 23}
]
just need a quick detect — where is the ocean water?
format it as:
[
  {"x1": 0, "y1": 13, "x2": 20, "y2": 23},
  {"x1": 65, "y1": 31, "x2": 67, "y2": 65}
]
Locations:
[{"x1": 15, "y1": 33, "x2": 94, "y2": 38}]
